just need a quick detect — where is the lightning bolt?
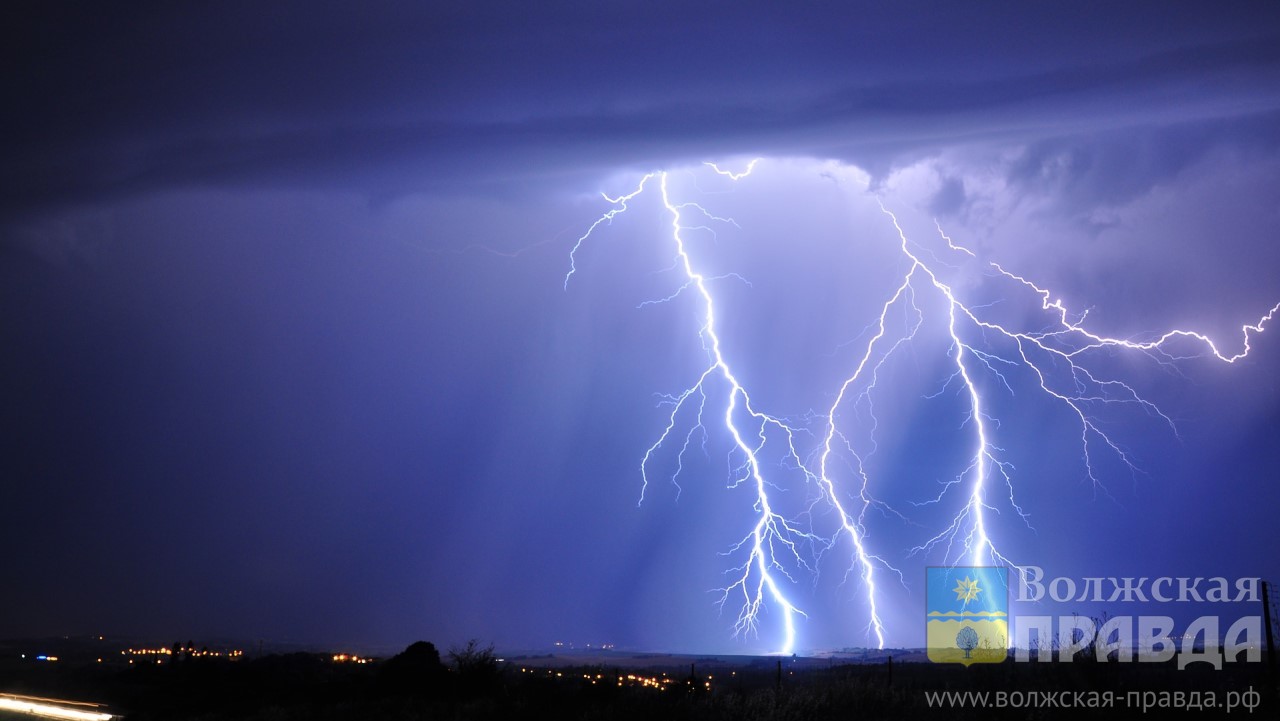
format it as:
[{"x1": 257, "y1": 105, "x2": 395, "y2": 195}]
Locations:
[
  {"x1": 564, "y1": 158, "x2": 1277, "y2": 654},
  {"x1": 705, "y1": 158, "x2": 761, "y2": 180}
]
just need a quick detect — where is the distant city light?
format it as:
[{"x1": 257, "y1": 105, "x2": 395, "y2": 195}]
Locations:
[
  {"x1": 518, "y1": 667, "x2": 691, "y2": 692},
  {"x1": 121, "y1": 646, "x2": 243, "y2": 659}
]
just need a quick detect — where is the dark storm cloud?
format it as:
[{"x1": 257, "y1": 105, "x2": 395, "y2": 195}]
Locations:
[
  {"x1": 1006, "y1": 109, "x2": 1280, "y2": 214},
  {"x1": 5, "y1": 2, "x2": 1280, "y2": 218}
]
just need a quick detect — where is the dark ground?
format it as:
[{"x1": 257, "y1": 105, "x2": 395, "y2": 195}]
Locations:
[{"x1": 1, "y1": 639, "x2": 1275, "y2": 720}]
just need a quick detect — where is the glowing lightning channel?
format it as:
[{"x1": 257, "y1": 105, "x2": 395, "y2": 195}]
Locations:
[
  {"x1": 564, "y1": 175, "x2": 656, "y2": 290},
  {"x1": 811, "y1": 200, "x2": 1017, "y2": 644},
  {"x1": 565, "y1": 160, "x2": 1278, "y2": 654},
  {"x1": 860, "y1": 204, "x2": 1277, "y2": 575},
  {"x1": 861, "y1": 203, "x2": 1020, "y2": 571},
  {"x1": 569, "y1": 164, "x2": 821, "y2": 654},
  {"x1": 704, "y1": 158, "x2": 761, "y2": 180}
]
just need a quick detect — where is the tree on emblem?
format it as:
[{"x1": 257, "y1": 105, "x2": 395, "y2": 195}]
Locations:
[{"x1": 956, "y1": 626, "x2": 979, "y2": 659}]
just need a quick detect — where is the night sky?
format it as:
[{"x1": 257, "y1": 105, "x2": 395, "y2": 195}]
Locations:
[{"x1": 4, "y1": 2, "x2": 1280, "y2": 655}]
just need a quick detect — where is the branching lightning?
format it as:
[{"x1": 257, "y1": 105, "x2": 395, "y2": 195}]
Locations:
[{"x1": 564, "y1": 159, "x2": 1277, "y2": 654}]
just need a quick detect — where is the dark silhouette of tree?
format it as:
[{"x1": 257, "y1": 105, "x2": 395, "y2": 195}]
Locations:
[
  {"x1": 448, "y1": 639, "x2": 499, "y2": 697},
  {"x1": 378, "y1": 641, "x2": 446, "y2": 696}
]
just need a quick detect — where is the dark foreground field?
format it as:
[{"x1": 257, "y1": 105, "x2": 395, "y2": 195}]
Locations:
[{"x1": 1, "y1": 642, "x2": 1275, "y2": 720}]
